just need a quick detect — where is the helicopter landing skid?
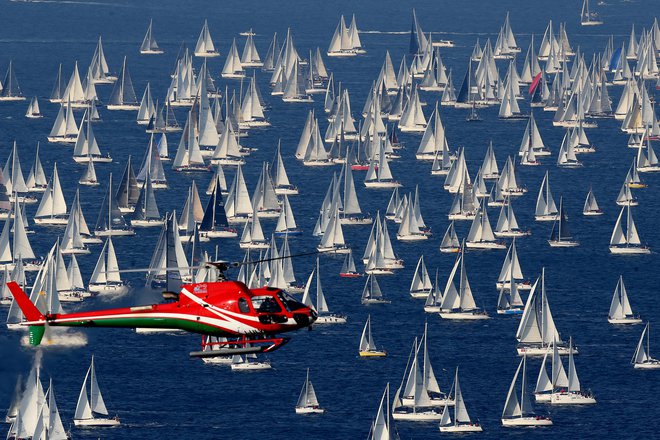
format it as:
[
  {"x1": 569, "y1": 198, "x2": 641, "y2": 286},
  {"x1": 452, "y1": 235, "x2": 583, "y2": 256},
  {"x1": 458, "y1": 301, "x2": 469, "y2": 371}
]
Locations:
[{"x1": 189, "y1": 336, "x2": 290, "y2": 358}]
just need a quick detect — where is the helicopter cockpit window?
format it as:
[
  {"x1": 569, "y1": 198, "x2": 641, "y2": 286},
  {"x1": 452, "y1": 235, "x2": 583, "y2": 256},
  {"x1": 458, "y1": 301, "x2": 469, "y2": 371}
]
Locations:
[
  {"x1": 279, "y1": 292, "x2": 304, "y2": 311},
  {"x1": 251, "y1": 295, "x2": 282, "y2": 313},
  {"x1": 237, "y1": 297, "x2": 251, "y2": 313}
]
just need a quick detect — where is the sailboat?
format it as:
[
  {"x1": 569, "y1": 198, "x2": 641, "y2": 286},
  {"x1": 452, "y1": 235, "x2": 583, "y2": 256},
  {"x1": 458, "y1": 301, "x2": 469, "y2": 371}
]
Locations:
[
  {"x1": 583, "y1": 187, "x2": 603, "y2": 216},
  {"x1": 25, "y1": 96, "x2": 42, "y2": 118},
  {"x1": 609, "y1": 204, "x2": 650, "y2": 254},
  {"x1": 439, "y1": 221, "x2": 460, "y2": 253},
  {"x1": 361, "y1": 275, "x2": 390, "y2": 304},
  {"x1": 0, "y1": 61, "x2": 25, "y2": 101},
  {"x1": 199, "y1": 176, "x2": 237, "y2": 239},
  {"x1": 295, "y1": 369, "x2": 324, "y2": 414},
  {"x1": 501, "y1": 356, "x2": 552, "y2": 426},
  {"x1": 496, "y1": 239, "x2": 531, "y2": 291},
  {"x1": 364, "y1": 141, "x2": 401, "y2": 188},
  {"x1": 632, "y1": 323, "x2": 660, "y2": 369},
  {"x1": 89, "y1": 238, "x2": 128, "y2": 294},
  {"x1": 194, "y1": 20, "x2": 220, "y2": 57},
  {"x1": 273, "y1": 141, "x2": 298, "y2": 195},
  {"x1": 409, "y1": 255, "x2": 432, "y2": 298},
  {"x1": 106, "y1": 57, "x2": 139, "y2": 110},
  {"x1": 439, "y1": 367, "x2": 482, "y2": 432},
  {"x1": 340, "y1": 250, "x2": 361, "y2": 277},
  {"x1": 73, "y1": 108, "x2": 112, "y2": 163},
  {"x1": 317, "y1": 201, "x2": 350, "y2": 254},
  {"x1": 34, "y1": 163, "x2": 68, "y2": 225},
  {"x1": 230, "y1": 353, "x2": 271, "y2": 371},
  {"x1": 439, "y1": 242, "x2": 489, "y2": 320},
  {"x1": 466, "y1": 200, "x2": 506, "y2": 249},
  {"x1": 495, "y1": 198, "x2": 530, "y2": 238},
  {"x1": 516, "y1": 269, "x2": 575, "y2": 356},
  {"x1": 368, "y1": 383, "x2": 399, "y2": 440},
  {"x1": 47, "y1": 100, "x2": 79, "y2": 144},
  {"x1": 392, "y1": 338, "x2": 442, "y2": 421},
  {"x1": 359, "y1": 315, "x2": 387, "y2": 356},
  {"x1": 79, "y1": 158, "x2": 99, "y2": 186},
  {"x1": 74, "y1": 356, "x2": 120, "y2": 426},
  {"x1": 608, "y1": 276, "x2": 642, "y2": 324},
  {"x1": 581, "y1": 0, "x2": 603, "y2": 25},
  {"x1": 132, "y1": 172, "x2": 164, "y2": 227},
  {"x1": 535, "y1": 172, "x2": 559, "y2": 221},
  {"x1": 222, "y1": 39, "x2": 245, "y2": 79},
  {"x1": 140, "y1": 19, "x2": 164, "y2": 54},
  {"x1": 550, "y1": 338, "x2": 596, "y2": 404},
  {"x1": 94, "y1": 174, "x2": 135, "y2": 237},
  {"x1": 173, "y1": 113, "x2": 210, "y2": 172},
  {"x1": 302, "y1": 258, "x2": 346, "y2": 324},
  {"x1": 239, "y1": 208, "x2": 269, "y2": 250},
  {"x1": 497, "y1": 265, "x2": 525, "y2": 314},
  {"x1": 274, "y1": 195, "x2": 300, "y2": 236},
  {"x1": 548, "y1": 196, "x2": 579, "y2": 247}
]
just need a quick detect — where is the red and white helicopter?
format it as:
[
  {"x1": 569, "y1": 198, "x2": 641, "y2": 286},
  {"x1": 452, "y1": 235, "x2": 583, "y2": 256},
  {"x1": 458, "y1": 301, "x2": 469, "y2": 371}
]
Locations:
[{"x1": 7, "y1": 261, "x2": 317, "y2": 358}]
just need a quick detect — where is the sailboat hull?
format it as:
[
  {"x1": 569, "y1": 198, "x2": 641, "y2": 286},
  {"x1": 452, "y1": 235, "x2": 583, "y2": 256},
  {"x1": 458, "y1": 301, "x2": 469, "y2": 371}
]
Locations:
[
  {"x1": 231, "y1": 362, "x2": 272, "y2": 371},
  {"x1": 502, "y1": 416, "x2": 552, "y2": 427},
  {"x1": 440, "y1": 424, "x2": 483, "y2": 432},
  {"x1": 200, "y1": 230, "x2": 238, "y2": 239},
  {"x1": 61, "y1": 247, "x2": 90, "y2": 255},
  {"x1": 359, "y1": 350, "x2": 387, "y2": 357},
  {"x1": 517, "y1": 345, "x2": 577, "y2": 356},
  {"x1": 465, "y1": 241, "x2": 507, "y2": 250},
  {"x1": 550, "y1": 392, "x2": 596, "y2": 405},
  {"x1": 439, "y1": 247, "x2": 461, "y2": 253},
  {"x1": 392, "y1": 410, "x2": 442, "y2": 421},
  {"x1": 583, "y1": 210, "x2": 603, "y2": 216},
  {"x1": 107, "y1": 104, "x2": 140, "y2": 111},
  {"x1": 409, "y1": 290, "x2": 431, "y2": 299},
  {"x1": 634, "y1": 360, "x2": 660, "y2": 369},
  {"x1": 315, "y1": 314, "x2": 347, "y2": 324},
  {"x1": 274, "y1": 187, "x2": 299, "y2": 195},
  {"x1": 295, "y1": 406, "x2": 325, "y2": 414},
  {"x1": 608, "y1": 317, "x2": 643, "y2": 325},
  {"x1": 94, "y1": 229, "x2": 135, "y2": 237},
  {"x1": 132, "y1": 219, "x2": 165, "y2": 227},
  {"x1": 317, "y1": 245, "x2": 351, "y2": 254},
  {"x1": 439, "y1": 312, "x2": 490, "y2": 320},
  {"x1": 397, "y1": 233, "x2": 428, "y2": 241},
  {"x1": 74, "y1": 417, "x2": 121, "y2": 426},
  {"x1": 89, "y1": 283, "x2": 128, "y2": 294},
  {"x1": 364, "y1": 180, "x2": 402, "y2": 189},
  {"x1": 548, "y1": 240, "x2": 579, "y2": 247},
  {"x1": 609, "y1": 246, "x2": 651, "y2": 255}
]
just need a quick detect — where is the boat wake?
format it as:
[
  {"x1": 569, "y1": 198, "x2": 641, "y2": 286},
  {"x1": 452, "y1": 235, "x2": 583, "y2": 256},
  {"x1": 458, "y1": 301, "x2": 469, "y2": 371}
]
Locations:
[{"x1": 21, "y1": 330, "x2": 88, "y2": 347}]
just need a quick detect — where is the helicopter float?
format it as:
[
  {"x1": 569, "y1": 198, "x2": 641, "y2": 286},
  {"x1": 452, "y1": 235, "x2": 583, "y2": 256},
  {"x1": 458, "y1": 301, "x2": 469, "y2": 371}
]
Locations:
[{"x1": 7, "y1": 261, "x2": 318, "y2": 358}]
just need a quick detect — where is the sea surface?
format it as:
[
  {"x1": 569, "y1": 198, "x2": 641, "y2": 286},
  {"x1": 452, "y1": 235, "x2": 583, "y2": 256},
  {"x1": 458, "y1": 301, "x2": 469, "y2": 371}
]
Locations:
[{"x1": 0, "y1": 0, "x2": 659, "y2": 438}]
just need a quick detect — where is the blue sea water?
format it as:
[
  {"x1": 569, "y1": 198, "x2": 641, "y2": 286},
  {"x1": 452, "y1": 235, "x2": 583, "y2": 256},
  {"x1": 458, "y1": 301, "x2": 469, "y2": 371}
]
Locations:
[{"x1": 0, "y1": 0, "x2": 659, "y2": 438}]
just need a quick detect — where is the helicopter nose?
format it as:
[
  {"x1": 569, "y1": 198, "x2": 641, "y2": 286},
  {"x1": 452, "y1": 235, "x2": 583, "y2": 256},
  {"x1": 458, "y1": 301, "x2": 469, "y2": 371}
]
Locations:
[{"x1": 293, "y1": 308, "x2": 317, "y2": 327}]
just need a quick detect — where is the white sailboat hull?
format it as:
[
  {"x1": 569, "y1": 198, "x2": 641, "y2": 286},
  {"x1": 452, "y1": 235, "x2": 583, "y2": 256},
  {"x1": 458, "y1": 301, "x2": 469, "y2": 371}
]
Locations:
[
  {"x1": 517, "y1": 345, "x2": 577, "y2": 356},
  {"x1": 140, "y1": 49, "x2": 164, "y2": 55},
  {"x1": 409, "y1": 290, "x2": 431, "y2": 299},
  {"x1": 583, "y1": 210, "x2": 603, "y2": 216},
  {"x1": 231, "y1": 362, "x2": 272, "y2": 371},
  {"x1": 397, "y1": 233, "x2": 428, "y2": 241},
  {"x1": 132, "y1": 219, "x2": 165, "y2": 227},
  {"x1": 548, "y1": 240, "x2": 579, "y2": 247},
  {"x1": 439, "y1": 424, "x2": 483, "y2": 433},
  {"x1": 239, "y1": 241, "x2": 270, "y2": 250},
  {"x1": 274, "y1": 187, "x2": 299, "y2": 195},
  {"x1": 502, "y1": 416, "x2": 552, "y2": 427},
  {"x1": 295, "y1": 406, "x2": 325, "y2": 414},
  {"x1": 89, "y1": 283, "x2": 128, "y2": 294},
  {"x1": 495, "y1": 281, "x2": 532, "y2": 291},
  {"x1": 439, "y1": 247, "x2": 461, "y2": 253},
  {"x1": 494, "y1": 230, "x2": 531, "y2": 238},
  {"x1": 608, "y1": 317, "x2": 643, "y2": 324},
  {"x1": 365, "y1": 268, "x2": 394, "y2": 275},
  {"x1": 398, "y1": 125, "x2": 427, "y2": 133},
  {"x1": 424, "y1": 305, "x2": 441, "y2": 313},
  {"x1": 200, "y1": 230, "x2": 238, "y2": 239},
  {"x1": 317, "y1": 245, "x2": 351, "y2": 254},
  {"x1": 609, "y1": 246, "x2": 651, "y2": 255},
  {"x1": 535, "y1": 214, "x2": 559, "y2": 221},
  {"x1": 106, "y1": 104, "x2": 140, "y2": 111},
  {"x1": 634, "y1": 359, "x2": 660, "y2": 369},
  {"x1": 550, "y1": 392, "x2": 596, "y2": 405},
  {"x1": 61, "y1": 247, "x2": 90, "y2": 255},
  {"x1": 339, "y1": 216, "x2": 372, "y2": 225},
  {"x1": 201, "y1": 356, "x2": 233, "y2": 365},
  {"x1": 465, "y1": 241, "x2": 507, "y2": 250},
  {"x1": 73, "y1": 156, "x2": 113, "y2": 163},
  {"x1": 401, "y1": 397, "x2": 454, "y2": 407},
  {"x1": 448, "y1": 213, "x2": 476, "y2": 221},
  {"x1": 74, "y1": 417, "x2": 120, "y2": 426},
  {"x1": 439, "y1": 311, "x2": 490, "y2": 320},
  {"x1": 315, "y1": 314, "x2": 347, "y2": 324},
  {"x1": 364, "y1": 180, "x2": 402, "y2": 189},
  {"x1": 392, "y1": 410, "x2": 442, "y2": 421},
  {"x1": 34, "y1": 217, "x2": 69, "y2": 226},
  {"x1": 94, "y1": 229, "x2": 136, "y2": 237}
]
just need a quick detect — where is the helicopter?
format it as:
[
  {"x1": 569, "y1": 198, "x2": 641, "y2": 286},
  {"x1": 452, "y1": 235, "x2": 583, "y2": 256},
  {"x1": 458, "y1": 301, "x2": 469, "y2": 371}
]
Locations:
[{"x1": 7, "y1": 261, "x2": 318, "y2": 358}]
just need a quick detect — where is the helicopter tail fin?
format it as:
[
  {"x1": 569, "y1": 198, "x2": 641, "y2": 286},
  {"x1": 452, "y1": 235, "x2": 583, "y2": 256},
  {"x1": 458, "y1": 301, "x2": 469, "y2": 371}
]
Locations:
[
  {"x1": 7, "y1": 282, "x2": 46, "y2": 346},
  {"x1": 7, "y1": 281, "x2": 45, "y2": 322}
]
